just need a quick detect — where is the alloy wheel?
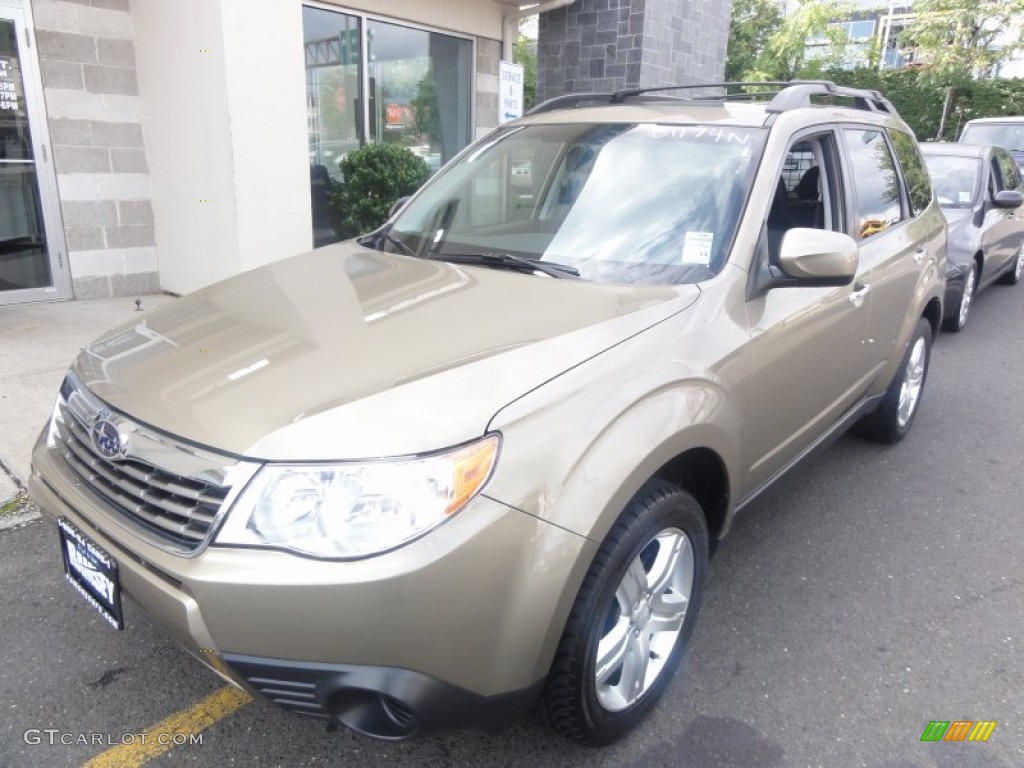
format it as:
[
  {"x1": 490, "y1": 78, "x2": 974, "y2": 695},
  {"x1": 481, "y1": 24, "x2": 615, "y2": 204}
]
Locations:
[
  {"x1": 958, "y1": 266, "x2": 976, "y2": 329},
  {"x1": 897, "y1": 337, "x2": 927, "y2": 428},
  {"x1": 595, "y1": 528, "x2": 694, "y2": 712}
]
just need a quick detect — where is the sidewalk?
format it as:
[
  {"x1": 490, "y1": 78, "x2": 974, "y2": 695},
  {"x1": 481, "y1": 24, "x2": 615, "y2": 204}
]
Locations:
[{"x1": 0, "y1": 294, "x2": 175, "y2": 510}]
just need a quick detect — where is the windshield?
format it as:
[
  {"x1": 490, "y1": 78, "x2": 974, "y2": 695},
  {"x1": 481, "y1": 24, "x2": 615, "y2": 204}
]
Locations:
[
  {"x1": 922, "y1": 154, "x2": 980, "y2": 208},
  {"x1": 388, "y1": 123, "x2": 767, "y2": 284},
  {"x1": 960, "y1": 123, "x2": 1024, "y2": 152}
]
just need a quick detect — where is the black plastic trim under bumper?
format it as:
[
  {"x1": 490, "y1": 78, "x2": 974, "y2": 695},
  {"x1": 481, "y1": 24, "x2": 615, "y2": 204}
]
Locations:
[{"x1": 222, "y1": 653, "x2": 544, "y2": 741}]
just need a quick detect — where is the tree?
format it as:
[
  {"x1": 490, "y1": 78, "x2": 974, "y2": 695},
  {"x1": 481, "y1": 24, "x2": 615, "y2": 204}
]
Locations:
[
  {"x1": 726, "y1": 0, "x2": 784, "y2": 82},
  {"x1": 746, "y1": 0, "x2": 855, "y2": 81},
  {"x1": 515, "y1": 33, "x2": 537, "y2": 110},
  {"x1": 900, "y1": 0, "x2": 1024, "y2": 82}
]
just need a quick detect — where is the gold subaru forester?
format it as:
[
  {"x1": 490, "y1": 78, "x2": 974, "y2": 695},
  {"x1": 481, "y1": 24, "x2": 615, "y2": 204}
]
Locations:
[{"x1": 30, "y1": 82, "x2": 946, "y2": 744}]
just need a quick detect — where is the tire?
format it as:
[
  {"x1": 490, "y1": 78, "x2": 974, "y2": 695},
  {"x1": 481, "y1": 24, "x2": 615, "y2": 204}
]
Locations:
[
  {"x1": 855, "y1": 317, "x2": 932, "y2": 444},
  {"x1": 942, "y1": 262, "x2": 976, "y2": 333},
  {"x1": 543, "y1": 479, "x2": 708, "y2": 745},
  {"x1": 999, "y1": 242, "x2": 1024, "y2": 285}
]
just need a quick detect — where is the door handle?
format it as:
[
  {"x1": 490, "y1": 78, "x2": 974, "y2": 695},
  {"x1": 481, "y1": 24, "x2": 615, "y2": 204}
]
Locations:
[
  {"x1": 849, "y1": 282, "x2": 870, "y2": 308},
  {"x1": 913, "y1": 247, "x2": 927, "y2": 264}
]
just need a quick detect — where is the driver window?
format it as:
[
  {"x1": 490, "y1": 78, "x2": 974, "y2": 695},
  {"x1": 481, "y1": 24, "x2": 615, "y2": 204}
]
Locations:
[
  {"x1": 766, "y1": 134, "x2": 839, "y2": 260},
  {"x1": 990, "y1": 158, "x2": 1003, "y2": 198}
]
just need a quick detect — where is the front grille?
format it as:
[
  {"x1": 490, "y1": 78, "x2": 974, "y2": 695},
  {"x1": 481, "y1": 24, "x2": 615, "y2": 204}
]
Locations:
[{"x1": 53, "y1": 374, "x2": 235, "y2": 555}]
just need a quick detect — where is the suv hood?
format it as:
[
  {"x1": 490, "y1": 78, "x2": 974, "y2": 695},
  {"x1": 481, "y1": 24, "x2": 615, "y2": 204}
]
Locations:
[{"x1": 73, "y1": 243, "x2": 697, "y2": 460}]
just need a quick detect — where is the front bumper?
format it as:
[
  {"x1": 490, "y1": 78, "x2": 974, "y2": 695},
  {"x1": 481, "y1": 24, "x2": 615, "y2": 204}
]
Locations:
[
  {"x1": 943, "y1": 261, "x2": 967, "y2": 319},
  {"x1": 222, "y1": 654, "x2": 544, "y2": 739},
  {"x1": 29, "y1": 429, "x2": 595, "y2": 738}
]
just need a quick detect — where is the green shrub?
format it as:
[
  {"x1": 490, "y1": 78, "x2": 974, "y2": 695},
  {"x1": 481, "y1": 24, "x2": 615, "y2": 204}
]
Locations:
[{"x1": 329, "y1": 143, "x2": 431, "y2": 240}]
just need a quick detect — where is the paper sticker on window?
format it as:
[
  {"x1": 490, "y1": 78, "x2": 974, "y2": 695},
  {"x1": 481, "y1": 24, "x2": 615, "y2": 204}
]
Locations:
[
  {"x1": 682, "y1": 231, "x2": 714, "y2": 265},
  {"x1": 958, "y1": 191, "x2": 972, "y2": 203}
]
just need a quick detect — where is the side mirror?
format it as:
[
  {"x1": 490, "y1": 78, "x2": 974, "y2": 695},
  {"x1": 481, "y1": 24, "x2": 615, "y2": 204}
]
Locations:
[
  {"x1": 777, "y1": 228, "x2": 858, "y2": 284},
  {"x1": 993, "y1": 190, "x2": 1024, "y2": 209},
  {"x1": 388, "y1": 196, "x2": 411, "y2": 219}
]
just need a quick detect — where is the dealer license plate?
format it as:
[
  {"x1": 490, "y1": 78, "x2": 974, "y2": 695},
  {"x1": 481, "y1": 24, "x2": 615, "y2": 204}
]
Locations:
[{"x1": 57, "y1": 517, "x2": 124, "y2": 630}]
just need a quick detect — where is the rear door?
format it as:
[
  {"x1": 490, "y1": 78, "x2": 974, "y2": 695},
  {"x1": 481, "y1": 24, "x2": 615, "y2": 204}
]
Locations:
[{"x1": 839, "y1": 127, "x2": 941, "y2": 390}]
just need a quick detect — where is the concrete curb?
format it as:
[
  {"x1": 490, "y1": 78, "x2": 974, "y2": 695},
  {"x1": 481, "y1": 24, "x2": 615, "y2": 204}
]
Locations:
[
  {"x1": 0, "y1": 508, "x2": 41, "y2": 531},
  {"x1": 0, "y1": 462, "x2": 20, "y2": 508},
  {"x1": 0, "y1": 481, "x2": 40, "y2": 530}
]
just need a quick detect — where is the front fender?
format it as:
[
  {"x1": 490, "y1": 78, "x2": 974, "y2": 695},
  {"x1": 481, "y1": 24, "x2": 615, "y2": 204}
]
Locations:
[{"x1": 483, "y1": 323, "x2": 744, "y2": 683}]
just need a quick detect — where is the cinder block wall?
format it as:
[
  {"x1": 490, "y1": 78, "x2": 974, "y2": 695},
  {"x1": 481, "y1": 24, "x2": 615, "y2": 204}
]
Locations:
[
  {"x1": 32, "y1": 0, "x2": 157, "y2": 298},
  {"x1": 537, "y1": 0, "x2": 732, "y2": 103}
]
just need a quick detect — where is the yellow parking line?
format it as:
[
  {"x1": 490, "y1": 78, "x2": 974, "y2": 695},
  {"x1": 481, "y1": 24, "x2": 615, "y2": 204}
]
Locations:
[{"x1": 82, "y1": 686, "x2": 252, "y2": 768}]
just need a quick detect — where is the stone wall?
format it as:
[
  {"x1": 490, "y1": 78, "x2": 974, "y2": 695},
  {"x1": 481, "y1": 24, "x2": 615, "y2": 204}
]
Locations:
[
  {"x1": 31, "y1": 0, "x2": 157, "y2": 298},
  {"x1": 537, "y1": 0, "x2": 733, "y2": 104}
]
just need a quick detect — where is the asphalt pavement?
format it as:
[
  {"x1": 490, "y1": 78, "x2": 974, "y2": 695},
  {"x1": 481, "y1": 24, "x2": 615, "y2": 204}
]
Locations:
[{"x1": 1, "y1": 282, "x2": 1022, "y2": 768}]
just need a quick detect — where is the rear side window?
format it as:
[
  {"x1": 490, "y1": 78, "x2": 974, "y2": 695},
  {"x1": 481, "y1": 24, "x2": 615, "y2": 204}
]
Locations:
[
  {"x1": 889, "y1": 130, "x2": 932, "y2": 216},
  {"x1": 843, "y1": 129, "x2": 903, "y2": 239},
  {"x1": 960, "y1": 122, "x2": 1024, "y2": 152}
]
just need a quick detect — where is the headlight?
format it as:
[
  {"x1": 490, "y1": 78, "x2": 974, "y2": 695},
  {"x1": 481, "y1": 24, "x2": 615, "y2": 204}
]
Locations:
[{"x1": 215, "y1": 435, "x2": 500, "y2": 559}]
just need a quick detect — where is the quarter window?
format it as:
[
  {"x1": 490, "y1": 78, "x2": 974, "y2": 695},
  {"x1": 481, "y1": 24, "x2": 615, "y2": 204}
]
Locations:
[
  {"x1": 889, "y1": 130, "x2": 932, "y2": 217},
  {"x1": 844, "y1": 129, "x2": 903, "y2": 239}
]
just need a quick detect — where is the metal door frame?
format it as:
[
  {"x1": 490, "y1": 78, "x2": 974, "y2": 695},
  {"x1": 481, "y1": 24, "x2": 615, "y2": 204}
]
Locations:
[{"x1": 0, "y1": 0, "x2": 72, "y2": 305}]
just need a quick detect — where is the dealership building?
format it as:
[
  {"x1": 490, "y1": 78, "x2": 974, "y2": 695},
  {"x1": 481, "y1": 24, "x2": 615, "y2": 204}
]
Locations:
[{"x1": 0, "y1": 0, "x2": 729, "y2": 306}]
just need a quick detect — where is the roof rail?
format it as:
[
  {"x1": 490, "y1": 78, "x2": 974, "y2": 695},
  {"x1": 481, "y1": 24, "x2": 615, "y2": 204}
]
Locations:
[
  {"x1": 763, "y1": 80, "x2": 896, "y2": 115},
  {"x1": 526, "y1": 80, "x2": 900, "y2": 119},
  {"x1": 527, "y1": 92, "x2": 682, "y2": 115}
]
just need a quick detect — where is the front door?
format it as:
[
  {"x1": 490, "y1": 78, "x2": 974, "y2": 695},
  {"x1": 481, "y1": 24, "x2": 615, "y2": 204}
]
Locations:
[{"x1": 0, "y1": 7, "x2": 70, "y2": 305}]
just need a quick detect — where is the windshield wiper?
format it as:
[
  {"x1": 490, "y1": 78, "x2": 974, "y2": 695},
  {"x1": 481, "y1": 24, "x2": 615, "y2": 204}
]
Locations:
[
  {"x1": 428, "y1": 252, "x2": 580, "y2": 279},
  {"x1": 358, "y1": 227, "x2": 418, "y2": 258},
  {"x1": 372, "y1": 227, "x2": 415, "y2": 260},
  {"x1": 379, "y1": 229, "x2": 417, "y2": 258}
]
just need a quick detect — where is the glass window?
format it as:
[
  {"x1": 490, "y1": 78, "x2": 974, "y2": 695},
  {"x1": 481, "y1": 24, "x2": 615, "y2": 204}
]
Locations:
[
  {"x1": 389, "y1": 124, "x2": 767, "y2": 285},
  {"x1": 302, "y1": 8, "x2": 473, "y2": 247},
  {"x1": 921, "y1": 153, "x2": 980, "y2": 208},
  {"x1": 366, "y1": 20, "x2": 471, "y2": 175},
  {"x1": 889, "y1": 130, "x2": 931, "y2": 216},
  {"x1": 0, "y1": 18, "x2": 50, "y2": 292},
  {"x1": 996, "y1": 151, "x2": 1022, "y2": 190},
  {"x1": 303, "y1": 7, "x2": 362, "y2": 247},
  {"x1": 960, "y1": 122, "x2": 1024, "y2": 152},
  {"x1": 844, "y1": 129, "x2": 903, "y2": 239},
  {"x1": 848, "y1": 20, "x2": 876, "y2": 40},
  {"x1": 304, "y1": 7, "x2": 362, "y2": 182}
]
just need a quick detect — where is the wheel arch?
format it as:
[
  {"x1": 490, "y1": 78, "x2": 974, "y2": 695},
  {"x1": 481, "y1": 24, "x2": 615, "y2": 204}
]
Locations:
[
  {"x1": 651, "y1": 447, "x2": 729, "y2": 553},
  {"x1": 922, "y1": 295, "x2": 942, "y2": 338}
]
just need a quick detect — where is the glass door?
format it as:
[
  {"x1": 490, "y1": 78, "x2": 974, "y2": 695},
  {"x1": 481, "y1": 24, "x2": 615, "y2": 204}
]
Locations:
[
  {"x1": 303, "y1": 6, "x2": 363, "y2": 248},
  {"x1": 0, "y1": 7, "x2": 70, "y2": 304}
]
